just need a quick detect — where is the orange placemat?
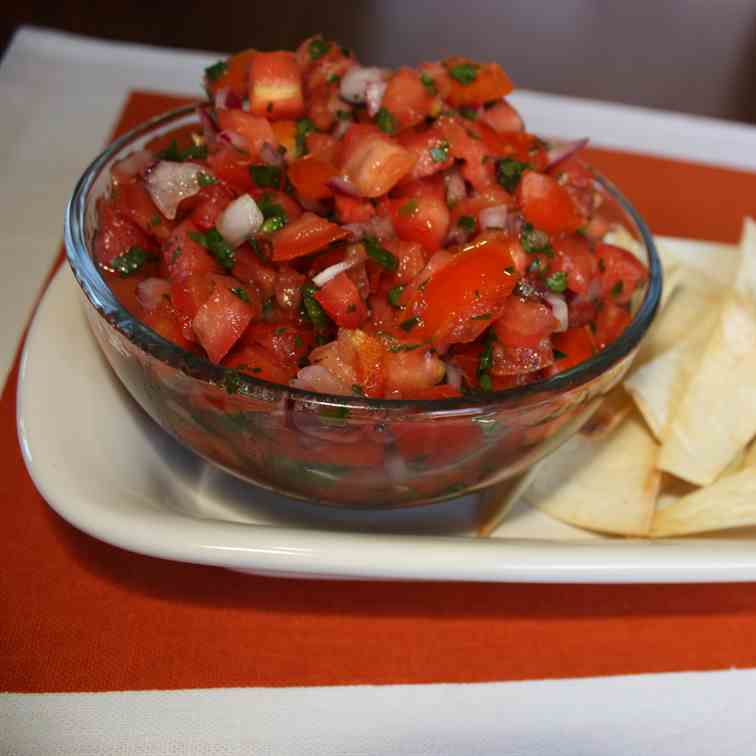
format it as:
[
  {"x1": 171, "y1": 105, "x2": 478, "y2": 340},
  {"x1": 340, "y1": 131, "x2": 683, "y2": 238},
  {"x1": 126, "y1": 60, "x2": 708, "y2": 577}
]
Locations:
[{"x1": 3, "y1": 91, "x2": 756, "y2": 694}]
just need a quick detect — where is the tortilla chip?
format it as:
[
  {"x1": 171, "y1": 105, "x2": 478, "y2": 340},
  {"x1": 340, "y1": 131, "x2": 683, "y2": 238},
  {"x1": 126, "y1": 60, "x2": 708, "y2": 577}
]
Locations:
[
  {"x1": 658, "y1": 219, "x2": 756, "y2": 485},
  {"x1": 527, "y1": 411, "x2": 660, "y2": 536},
  {"x1": 743, "y1": 440, "x2": 756, "y2": 469},
  {"x1": 652, "y1": 467, "x2": 756, "y2": 536}
]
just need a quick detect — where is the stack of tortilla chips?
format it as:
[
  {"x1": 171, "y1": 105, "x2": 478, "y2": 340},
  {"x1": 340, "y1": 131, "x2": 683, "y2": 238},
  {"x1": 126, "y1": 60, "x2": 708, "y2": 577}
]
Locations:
[{"x1": 526, "y1": 218, "x2": 756, "y2": 538}]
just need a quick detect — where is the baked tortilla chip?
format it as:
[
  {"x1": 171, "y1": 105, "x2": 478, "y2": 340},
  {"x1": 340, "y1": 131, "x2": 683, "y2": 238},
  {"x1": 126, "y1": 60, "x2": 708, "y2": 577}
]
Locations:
[
  {"x1": 652, "y1": 467, "x2": 756, "y2": 537},
  {"x1": 658, "y1": 218, "x2": 756, "y2": 485},
  {"x1": 527, "y1": 411, "x2": 660, "y2": 536}
]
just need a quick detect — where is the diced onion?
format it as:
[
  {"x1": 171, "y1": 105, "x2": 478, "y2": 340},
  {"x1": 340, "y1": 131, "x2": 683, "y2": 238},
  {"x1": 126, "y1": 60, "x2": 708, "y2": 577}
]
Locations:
[
  {"x1": 365, "y1": 80, "x2": 387, "y2": 117},
  {"x1": 216, "y1": 194, "x2": 263, "y2": 248},
  {"x1": 478, "y1": 204, "x2": 509, "y2": 230},
  {"x1": 339, "y1": 66, "x2": 388, "y2": 104},
  {"x1": 144, "y1": 161, "x2": 204, "y2": 220},
  {"x1": 217, "y1": 130, "x2": 248, "y2": 150},
  {"x1": 260, "y1": 141, "x2": 284, "y2": 167},
  {"x1": 444, "y1": 360, "x2": 463, "y2": 391},
  {"x1": 443, "y1": 168, "x2": 467, "y2": 205},
  {"x1": 545, "y1": 138, "x2": 589, "y2": 171},
  {"x1": 342, "y1": 215, "x2": 395, "y2": 241},
  {"x1": 312, "y1": 258, "x2": 362, "y2": 288},
  {"x1": 544, "y1": 292, "x2": 569, "y2": 333},
  {"x1": 326, "y1": 175, "x2": 361, "y2": 197},
  {"x1": 135, "y1": 278, "x2": 170, "y2": 311}
]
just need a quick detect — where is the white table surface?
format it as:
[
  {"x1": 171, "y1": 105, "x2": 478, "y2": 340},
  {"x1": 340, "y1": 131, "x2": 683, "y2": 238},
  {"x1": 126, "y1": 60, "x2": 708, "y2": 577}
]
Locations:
[{"x1": 3, "y1": 25, "x2": 756, "y2": 756}]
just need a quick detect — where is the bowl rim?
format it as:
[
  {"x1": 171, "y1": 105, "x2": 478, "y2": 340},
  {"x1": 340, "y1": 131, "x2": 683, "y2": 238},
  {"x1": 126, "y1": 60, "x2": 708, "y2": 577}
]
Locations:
[{"x1": 64, "y1": 104, "x2": 663, "y2": 411}]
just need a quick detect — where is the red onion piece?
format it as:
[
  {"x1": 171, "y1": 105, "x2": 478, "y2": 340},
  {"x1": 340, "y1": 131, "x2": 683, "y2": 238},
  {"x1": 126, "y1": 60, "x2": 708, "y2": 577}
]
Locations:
[
  {"x1": 365, "y1": 80, "x2": 387, "y2": 117},
  {"x1": 136, "y1": 278, "x2": 171, "y2": 311},
  {"x1": 326, "y1": 175, "x2": 361, "y2": 197},
  {"x1": 339, "y1": 66, "x2": 389, "y2": 104},
  {"x1": 217, "y1": 130, "x2": 248, "y2": 151},
  {"x1": 216, "y1": 194, "x2": 263, "y2": 248},
  {"x1": 443, "y1": 168, "x2": 467, "y2": 206},
  {"x1": 342, "y1": 215, "x2": 395, "y2": 241},
  {"x1": 144, "y1": 161, "x2": 204, "y2": 220},
  {"x1": 545, "y1": 138, "x2": 589, "y2": 172},
  {"x1": 544, "y1": 292, "x2": 569, "y2": 333},
  {"x1": 260, "y1": 142, "x2": 284, "y2": 167},
  {"x1": 479, "y1": 204, "x2": 509, "y2": 230}
]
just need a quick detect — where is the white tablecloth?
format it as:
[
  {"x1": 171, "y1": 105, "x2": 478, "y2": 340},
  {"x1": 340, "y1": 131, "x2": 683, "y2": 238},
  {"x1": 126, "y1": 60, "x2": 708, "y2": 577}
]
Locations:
[{"x1": 3, "y1": 25, "x2": 756, "y2": 755}]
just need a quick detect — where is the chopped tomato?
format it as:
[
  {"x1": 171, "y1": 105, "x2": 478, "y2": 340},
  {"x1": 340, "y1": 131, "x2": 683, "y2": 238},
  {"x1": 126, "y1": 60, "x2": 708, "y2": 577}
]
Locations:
[
  {"x1": 223, "y1": 344, "x2": 297, "y2": 384},
  {"x1": 339, "y1": 124, "x2": 416, "y2": 197},
  {"x1": 217, "y1": 110, "x2": 276, "y2": 158},
  {"x1": 307, "y1": 84, "x2": 343, "y2": 131},
  {"x1": 296, "y1": 36, "x2": 355, "y2": 91},
  {"x1": 396, "y1": 123, "x2": 454, "y2": 180},
  {"x1": 475, "y1": 125, "x2": 547, "y2": 170},
  {"x1": 493, "y1": 296, "x2": 559, "y2": 348},
  {"x1": 305, "y1": 132, "x2": 339, "y2": 161},
  {"x1": 206, "y1": 146, "x2": 254, "y2": 193},
  {"x1": 383, "y1": 347, "x2": 446, "y2": 396},
  {"x1": 192, "y1": 275, "x2": 257, "y2": 363},
  {"x1": 270, "y1": 120, "x2": 297, "y2": 158},
  {"x1": 380, "y1": 68, "x2": 437, "y2": 130},
  {"x1": 190, "y1": 182, "x2": 235, "y2": 231},
  {"x1": 398, "y1": 385, "x2": 463, "y2": 400},
  {"x1": 232, "y1": 244, "x2": 276, "y2": 298},
  {"x1": 480, "y1": 100, "x2": 523, "y2": 133},
  {"x1": 242, "y1": 322, "x2": 314, "y2": 367},
  {"x1": 449, "y1": 187, "x2": 513, "y2": 234},
  {"x1": 170, "y1": 272, "x2": 215, "y2": 339},
  {"x1": 492, "y1": 338, "x2": 554, "y2": 375},
  {"x1": 594, "y1": 300, "x2": 632, "y2": 350},
  {"x1": 383, "y1": 239, "x2": 428, "y2": 284},
  {"x1": 443, "y1": 57, "x2": 513, "y2": 107},
  {"x1": 94, "y1": 200, "x2": 157, "y2": 267},
  {"x1": 394, "y1": 418, "x2": 481, "y2": 467},
  {"x1": 389, "y1": 194, "x2": 450, "y2": 252},
  {"x1": 205, "y1": 48, "x2": 256, "y2": 98},
  {"x1": 248, "y1": 51, "x2": 305, "y2": 120},
  {"x1": 437, "y1": 116, "x2": 495, "y2": 191},
  {"x1": 314, "y1": 272, "x2": 368, "y2": 328},
  {"x1": 516, "y1": 170, "x2": 584, "y2": 235},
  {"x1": 162, "y1": 220, "x2": 222, "y2": 281},
  {"x1": 334, "y1": 193, "x2": 375, "y2": 224},
  {"x1": 112, "y1": 182, "x2": 171, "y2": 241},
  {"x1": 145, "y1": 124, "x2": 201, "y2": 157},
  {"x1": 142, "y1": 298, "x2": 194, "y2": 350},
  {"x1": 549, "y1": 325, "x2": 596, "y2": 374},
  {"x1": 287, "y1": 156, "x2": 337, "y2": 200},
  {"x1": 550, "y1": 233, "x2": 598, "y2": 295},
  {"x1": 596, "y1": 242, "x2": 648, "y2": 305},
  {"x1": 409, "y1": 235, "x2": 519, "y2": 351},
  {"x1": 338, "y1": 329, "x2": 386, "y2": 397},
  {"x1": 271, "y1": 212, "x2": 350, "y2": 261}
]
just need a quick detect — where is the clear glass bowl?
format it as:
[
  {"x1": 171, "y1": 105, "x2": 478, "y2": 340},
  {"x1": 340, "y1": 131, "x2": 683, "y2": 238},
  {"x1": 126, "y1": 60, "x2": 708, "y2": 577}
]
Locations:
[{"x1": 64, "y1": 106, "x2": 662, "y2": 509}]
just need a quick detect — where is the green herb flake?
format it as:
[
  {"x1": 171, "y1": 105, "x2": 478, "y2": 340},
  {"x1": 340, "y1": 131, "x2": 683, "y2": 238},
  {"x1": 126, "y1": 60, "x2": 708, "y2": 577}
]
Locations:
[
  {"x1": 448, "y1": 62, "x2": 479, "y2": 85},
  {"x1": 111, "y1": 246, "x2": 156, "y2": 277},
  {"x1": 399, "y1": 316, "x2": 420, "y2": 332},
  {"x1": 189, "y1": 228, "x2": 236, "y2": 270},
  {"x1": 528, "y1": 259, "x2": 541, "y2": 274},
  {"x1": 478, "y1": 373, "x2": 493, "y2": 391},
  {"x1": 364, "y1": 236, "x2": 398, "y2": 272},
  {"x1": 598, "y1": 258, "x2": 606, "y2": 272},
  {"x1": 302, "y1": 280, "x2": 331, "y2": 331},
  {"x1": 223, "y1": 370, "x2": 243, "y2": 395},
  {"x1": 230, "y1": 287, "x2": 250, "y2": 303},
  {"x1": 387, "y1": 285, "x2": 405, "y2": 308},
  {"x1": 327, "y1": 73, "x2": 342, "y2": 85},
  {"x1": 149, "y1": 214, "x2": 162, "y2": 227},
  {"x1": 478, "y1": 338, "x2": 494, "y2": 375},
  {"x1": 458, "y1": 106, "x2": 478, "y2": 120},
  {"x1": 258, "y1": 193, "x2": 288, "y2": 232},
  {"x1": 471, "y1": 312, "x2": 492, "y2": 321},
  {"x1": 458, "y1": 215, "x2": 476, "y2": 232},
  {"x1": 250, "y1": 164, "x2": 282, "y2": 189},
  {"x1": 205, "y1": 60, "x2": 228, "y2": 82},
  {"x1": 496, "y1": 157, "x2": 529, "y2": 192},
  {"x1": 546, "y1": 271, "x2": 568, "y2": 293},
  {"x1": 375, "y1": 107, "x2": 397, "y2": 135},
  {"x1": 262, "y1": 297, "x2": 274, "y2": 317},
  {"x1": 172, "y1": 247, "x2": 182, "y2": 263},
  {"x1": 336, "y1": 109, "x2": 353, "y2": 121},
  {"x1": 612, "y1": 280, "x2": 624, "y2": 297},
  {"x1": 430, "y1": 140, "x2": 450, "y2": 163},
  {"x1": 554, "y1": 349, "x2": 568, "y2": 360},
  {"x1": 320, "y1": 405, "x2": 350, "y2": 420},
  {"x1": 420, "y1": 72, "x2": 437, "y2": 95},
  {"x1": 156, "y1": 139, "x2": 208, "y2": 163},
  {"x1": 399, "y1": 199, "x2": 418, "y2": 217},
  {"x1": 197, "y1": 172, "x2": 217, "y2": 187},
  {"x1": 309, "y1": 37, "x2": 331, "y2": 61},
  {"x1": 520, "y1": 222, "x2": 553, "y2": 256},
  {"x1": 504, "y1": 265, "x2": 515, "y2": 274},
  {"x1": 352, "y1": 384, "x2": 366, "y2": 396},
  {"x1": 295, "y1": 118, "x2": 316, "y2": 157}
]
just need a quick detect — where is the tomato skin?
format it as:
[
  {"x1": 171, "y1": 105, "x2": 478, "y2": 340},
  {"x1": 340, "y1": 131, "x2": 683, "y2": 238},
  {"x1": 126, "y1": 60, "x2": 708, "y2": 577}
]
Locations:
[
  {"x1": 190, "y1": 183, "x2": 235, "y2": 231},
  {"x1": 437, "y1": 116, "x2": 495, "y2": 192},
  {"x1": 596, "y1": 243, "x2": 648, "y2": 304},
  {"x1": 232, "y1": 244, "x2": 276, "y2": 299},
  {"x1": 94, "y1": 200, "x2": 157, "y2": 267},
  {"x1": 594, "y1": 300, "x2": 632, "y2": 350},
  {"x1": 113, "y1": 182, "x2": 171, "y2": 241},
  {"x1": 410, "y1": 236, "x2": 519, "y2": 351},
  {"x1": 384, "y1": 239, "x2": 428, "y2": 285},
  {"x1": 381, "y1": 68, "x2": 437, "y2": 130},
  {"x1": 516, "y1": 170, "x2": 584, "y2": 235},
  {"x1": 334, "y1": 194, "x2": 375, "y2": 224},
  {"x1": 205, "y1": 48, "x2": 256, "y2": 99},
  {"x1": 271, "y1": 212, "x2": 350, "y2": 261},
  {"x1": 217, "y1": 110, "x2": 276, "y2": 158},
  {"x1": 248, "y1": 51, "x2": 305, "y2": 120},
  {"x1": 549, "y1": 325, "x2": 596, "y2": 374},
  {"x1": 443, "y1": 58, "x2": 513, "y2": 107},
  {"x1": 142, "y1": 298, "x2": 194, "y2": 350},
  {"x1": 223, "y1": 344, "x2": 297, "y2": 384},
  {"x1": 162, "y1": 220, "x2": 222, "y2": 281},
  {"x1": 314, "y1": 272, "x2": 368, "y2": 329},
  {"x1": 339, "y1": 124, "x2": 416, "y2": 198},
  {"x1": 396, "y1": 124, "x2": 454, "y2": 180},
  {"x1": 287, "y1": 156, "x2": 337, "y2": 200},
  {"x1": 493, "y1": 297, "x2": 559, "y2": 348},
  {"x1": 550, "y1": 233, "x2": 598, "y2": 295},
  {"x1": 192, "y1": 275, "x2": 257, "y2": 363},
  {"x1": 389, "y1": 194, "x2": 450, "y2": 252},
  {"x1": 170, "y1": 273, "x2": 215, "y2": 340},
  {"x1": 206, "y1": 146, "x2": 254, "y2": 193},
  {"x1": 449, "y1": 187, "x2": 513, "y2": 234}
]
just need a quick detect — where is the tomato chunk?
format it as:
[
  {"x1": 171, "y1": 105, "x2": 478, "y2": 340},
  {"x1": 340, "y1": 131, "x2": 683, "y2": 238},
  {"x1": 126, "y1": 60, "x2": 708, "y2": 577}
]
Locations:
[
  {"x1": 493, "y1": 296, "x2": 558, "y2": 348},
  {"x1": 380, "y1": 68, "x2": 437, "y2": 130},
  {"x1": 248, "y1": 51, "x2": 304, "y2": 120},
  {"x1": 444, "y1": 58, "x2": 513, "y2": 107},
  {"x1": 389, "y1": 194, "x2": 450, "y2": 252},
  {"x1": 594, "y1": 300, "x2": 632, "y2": 350},
  {"x1": 596, "y1": 243, "x2": 649, "y2": 304},
  {"x1": 162, "y1": 221, "x2": 221, "y2": 281},
  {"x1": 287, "y1": 156, "x2": 338, "y2": 200},
  {"x1": 314, "y1": 272, "x2": 368, "y2": 329},
  {"x1": 205, "y1": 48, "x2": 256, "y2": 99},
  {"x1": 516, "y1": 170, "x2": 584, "y2": 235},
  {"x1": 271, "y1": 212, "x2": 351, "y2": 261},
  {"x1": 217, "y1": 110, "x2": 277, "y2": 158},
  {"x1": 549, "y1": 325, "x2": 596, "y2": 374}
]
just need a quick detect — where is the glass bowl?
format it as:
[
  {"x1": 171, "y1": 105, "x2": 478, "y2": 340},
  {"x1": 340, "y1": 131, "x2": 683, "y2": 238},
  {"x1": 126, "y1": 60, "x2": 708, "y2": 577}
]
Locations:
[{"x1": 64, "y1": 106, "x2": 662, "y2": 509}]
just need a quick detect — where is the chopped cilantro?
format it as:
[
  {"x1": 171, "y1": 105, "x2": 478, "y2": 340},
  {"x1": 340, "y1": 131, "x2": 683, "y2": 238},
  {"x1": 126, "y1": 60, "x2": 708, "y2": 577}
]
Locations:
[
  {"x1": 611, "y1": 280, "x2": 624, "y2": 297},
  {"x1": 448, "y1": 62, "x2": 479, "y2": 85},
  {"x1": 249, "y1": 237, "x2": 270, "y2": 262},
  {"x1": 352, "y1": 384, "x2": 366, "y2": 396},
  {"x1": 231, "y1": 287, "x2": 250, "y2": 303},
  {"x1": 375, "y1": 107, "x2": 396, "y2": 135},
  {"x1": 478, "y1": 337, "x2": 494, "y2": 374},
  {"x1": 458, "y1": 215, "x2": 476, "y2": 232},
  {"x1": 327, "y1": 73, "x2": 341, "y2": 85},
  {"x1": 223, "y1": 370, "x2": 243, "y2": 395},
  {"x1": 505, "y1": 265, "x2": 515, "y2": 274},
  {"x1": 420, "y1": 72, "x2": 438, "y2": 95},
  {"x1": 458, "y1": 106, "x2": 478, "y2": 120},
  {"x1": 336, "y1": 109, "x2": 353, "y2": 121},
  {"x1": 149, "y1": 213, "x2": 162, "y2": 227},
  {"x1": 295, "y1": 118, "x2": 316, "y2": 157},
  {"x1": 520, "y1": 223, "x2": 553, "y2": 256},
  {"x1": 302, "y1": 280, "x2": 331, "y2": 331},
  {"x1": 387, "y1": 285, "x2": 405, "y2": 308},
  {"x1": 554, "y1": 349, "x2": 568, "y2": 360},
  {"x1": 257, "y1": 193, "x2": 288, "y2": 232},
  {"x1": 309, "y1": 37, "x2": 331, "y2": 61},
  {"x1": 528, "y1": 259, "x2": 542, "y2": 274},
  {"x1": 189, "y1": 228, "x2": 235, "y2": 270},
  {"x1": 471, "y1": 312, "x2": 492, "y2": 321},
  {"x1": 598, "y1": 258, "x2": 606, "y2": 272},
  {"x1": 546, "y1": 271, "x2": 568, "y2": 293},
  {"x1": 110, "y1": 246, "x2": 156, "y2": 277},
  {"x1": 364, "y1": 236, "x2": 398, "y2": 272},
  {"x1": 172, "y1": 247, "x2": 182, "y2": 263},
  {"x1": 430, "y1": 140, "x2": 450, "y2": 163},
  {"x1": 204, "y1": 60, "x2": 228, "y2": 82},
  {"x1": 156, "y1": 139, "x2": 208, "y2": 162},
  {"x1": 496, "y1": 157, "x2": 528, "y2": 191},
  {"x1": 197, "y1": 172, "x2": 217, "y2": 187},
  {"x1": 399, "y1": 316, "x2": 420, "y2": 332},
  {"x1": 262, "y1": 297, "x2": 274, "y2": 317},
  {"x1": 399, "y1": 199, "x2": 418, "y2": 216},
  {"x1": 250, "y1": 164, "x2": 282, "y2": 188},
  {"x1": 479, "y1": 373, "x2": 493, "y2": 391},
  {"x1": 387, "y1": 342, "x2": 423, "y2": 353},
  {"x1": 320, "y1": 405, "x2": 350, "y2": 420}
]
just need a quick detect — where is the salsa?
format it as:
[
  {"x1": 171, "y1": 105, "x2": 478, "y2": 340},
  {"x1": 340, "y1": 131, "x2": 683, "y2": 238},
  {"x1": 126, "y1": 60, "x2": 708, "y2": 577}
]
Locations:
[{"x1": 95, "y1": 36, "x2": 648, "y2": 400}]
